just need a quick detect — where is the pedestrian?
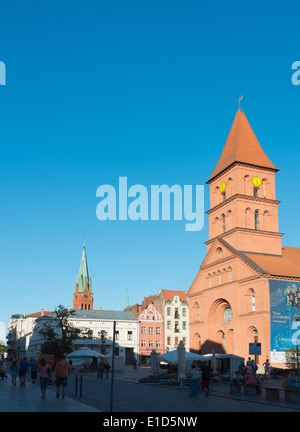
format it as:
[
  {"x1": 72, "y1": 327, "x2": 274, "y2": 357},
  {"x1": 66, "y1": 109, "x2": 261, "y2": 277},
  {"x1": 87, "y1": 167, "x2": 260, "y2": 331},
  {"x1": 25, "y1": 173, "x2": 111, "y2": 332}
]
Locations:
[
  {"x1": 97, "y1": 359, "x2": 106, "y2": 379},
  {"x1": 246, "y1": 357, "x2": 253, "y2": 370},
  {"x1": 18, "y1": 357, "x2": 29, "y2": 386},
  {"x1": 244, "y1": 369, "x2": 257, "y2": 386},
  {"x1": 10, "y1": 360, "x2": 18, "y2": 386},
  {"x1": 55, "y1": 355, "x2": 72, "y2": 398},
  {"x1": 201, "y1": 362, "x2": 211, "y2": 397},
  {"x1": 263, "y1": 359, "x2": 271, "y2": 375},
  {"x1": 133, "y1": 357, "x2": 137, "y2": 370},
  {"x1": 251, "y1": 359, "x2": 258, "y2": 378},
  {"x1": 29, "y1": 358, "x2": 38, "y2": 384},
  {"x1": 38, "y1": 357, "x2": 52, "y2": 399},
  {"x1": 105, "y1": 362, "x2": 111, "y2": 379},
  {"x1": 287, "y1": 371, "x2": 298, "y2": 389},
  {"x1": 188, "y1": 364, "x2": 201, "y2": 398}
]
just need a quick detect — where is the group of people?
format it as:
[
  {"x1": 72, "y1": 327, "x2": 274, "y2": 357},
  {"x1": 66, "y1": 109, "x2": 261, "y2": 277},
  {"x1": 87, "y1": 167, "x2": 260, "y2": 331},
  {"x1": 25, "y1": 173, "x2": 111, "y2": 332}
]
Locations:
[
  {"x1": 97, "y1": 358, "x2": 111, "y2": 379},
  {"x1": 9, "y1": 355, "x2": 72, "y2": 399},
  {"x1": 188, "y1": 362, "x2": 211, "y2": 398},
  {"x1": 231, "y1": 357, "x2": 260, "y2": 386}
]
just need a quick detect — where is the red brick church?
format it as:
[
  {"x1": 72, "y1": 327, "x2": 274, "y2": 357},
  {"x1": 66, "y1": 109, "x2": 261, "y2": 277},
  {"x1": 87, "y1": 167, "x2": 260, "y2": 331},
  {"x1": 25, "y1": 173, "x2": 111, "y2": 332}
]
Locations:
[{"x1": 188, "y1": 107, "x2": 300, "y2": 368}]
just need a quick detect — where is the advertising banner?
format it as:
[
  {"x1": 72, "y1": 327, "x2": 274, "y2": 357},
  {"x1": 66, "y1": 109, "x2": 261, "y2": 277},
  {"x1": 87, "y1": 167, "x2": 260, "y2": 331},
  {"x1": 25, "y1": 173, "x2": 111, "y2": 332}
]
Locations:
[{"x1": 269, "y1": 280, "x2": 300, "y2": 363}]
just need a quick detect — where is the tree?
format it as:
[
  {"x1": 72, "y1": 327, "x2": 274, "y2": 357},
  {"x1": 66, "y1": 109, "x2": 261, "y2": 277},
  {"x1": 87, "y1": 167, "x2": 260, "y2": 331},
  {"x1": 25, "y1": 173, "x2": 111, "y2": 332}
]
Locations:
[{"x1": 38, "y1": 305, "x2": 83, "y2": 359}]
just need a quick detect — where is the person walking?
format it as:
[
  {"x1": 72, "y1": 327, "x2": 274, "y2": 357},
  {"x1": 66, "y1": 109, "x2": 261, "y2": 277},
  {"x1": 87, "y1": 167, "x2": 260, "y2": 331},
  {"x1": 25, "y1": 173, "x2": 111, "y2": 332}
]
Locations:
[
  {"x1": 10, "y1": 360, "x2": 18, "y2": 386},
  {"x1": 105, "y1": 362, "x2": 111, "y2": 380},
  {"x1": 55, "y1": 355, "x2": 72, "y2": 398},
  {"x1": 29, "y1": 359, "x2": 38, "y2": 384},
  {"x1": 201, "y1": 362, "x2": 211, "y2": 397},
  {"x1": 97, "y1": 359, "x2": 106, "y2": 379},
  {"x1": 18, "y1": 357, "x2": 29, "y2": 386},
  {"x1": 263, "y1": 359, "x2": 271, "y2": 375},
  {"x1": 38, "y1": 358, "x2": 52, "y2": 399},
  {"x1": 188, "y1": 364, "x2": 201, "y2": 398}
]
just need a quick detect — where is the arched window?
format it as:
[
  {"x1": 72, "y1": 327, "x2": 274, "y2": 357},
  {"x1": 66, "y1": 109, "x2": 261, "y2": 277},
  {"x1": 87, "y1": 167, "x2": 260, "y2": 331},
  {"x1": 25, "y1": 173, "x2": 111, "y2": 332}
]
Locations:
[
  {"x1": 228, "y1": 267, "x2": 232, "y2": 282},
  {"x1": 255, "y1": 210, "x2": 260, "y2": 230},
  {"x1": 251, "y1": 289, "x2": 256, "y2": 312},
  {"x1": 222, "y1": 214, "x2": 226, "y2": 233}
]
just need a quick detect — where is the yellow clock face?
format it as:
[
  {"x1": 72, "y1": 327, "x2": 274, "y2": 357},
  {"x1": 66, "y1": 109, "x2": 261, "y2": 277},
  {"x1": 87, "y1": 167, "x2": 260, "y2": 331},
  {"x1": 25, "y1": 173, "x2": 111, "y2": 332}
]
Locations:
[
  {"x1": 252, "y1": 176, "x2": 262, "y2": 187},
  {"x1": 219, "y1": 182, "x2": 226, "y2": 193}
]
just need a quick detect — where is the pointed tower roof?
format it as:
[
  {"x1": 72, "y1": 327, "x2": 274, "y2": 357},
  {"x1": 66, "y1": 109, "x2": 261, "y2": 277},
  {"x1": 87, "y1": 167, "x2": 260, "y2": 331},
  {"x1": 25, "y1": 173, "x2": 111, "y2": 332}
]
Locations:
[
  {"x1": 76, "y1": 240, "x2": 91, "y2": 293},
  {"x1": 207, "y1": 108, "x2": 278, "y2": 183}
]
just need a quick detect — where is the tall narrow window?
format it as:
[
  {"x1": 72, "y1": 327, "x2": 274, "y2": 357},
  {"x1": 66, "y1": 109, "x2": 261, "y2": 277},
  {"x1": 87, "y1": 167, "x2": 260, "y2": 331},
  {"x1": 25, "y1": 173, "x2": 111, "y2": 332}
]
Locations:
[
  {"x1": 253, "y1": 188, "x2": 258, "y2": 197},
  {"x1": 229, "y1": 267, "x2": 232, "y2": 282},
  {"x1": 255, "y1": 210, "x2": 260, "y2": 230},
  {"x1": 251, "y1": 290, "x2": 256, "y2": 312},
  {"x1": 222, "y1": 214, "x2": 226, "y2": 233}
]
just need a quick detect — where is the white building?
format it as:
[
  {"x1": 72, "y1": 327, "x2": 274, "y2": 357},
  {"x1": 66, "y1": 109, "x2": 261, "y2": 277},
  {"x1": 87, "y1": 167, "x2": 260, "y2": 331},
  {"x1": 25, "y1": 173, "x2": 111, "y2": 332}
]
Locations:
[{"x1": 24, "y1": 309, "x2": 139, "y2": 365}]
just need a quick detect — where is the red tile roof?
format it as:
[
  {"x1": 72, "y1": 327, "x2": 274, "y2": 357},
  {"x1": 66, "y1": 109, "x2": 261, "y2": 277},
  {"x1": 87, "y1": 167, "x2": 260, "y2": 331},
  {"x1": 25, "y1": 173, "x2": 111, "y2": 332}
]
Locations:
[
  {"x1": 162, "y1": 290, "x2": 188, "y2": 303},
  {"x1": 25, "y1": 311, "x2": 54, "y2": 318},
  {"x1": 244, "y1": 247, "x2": 300, "y2": 279}
]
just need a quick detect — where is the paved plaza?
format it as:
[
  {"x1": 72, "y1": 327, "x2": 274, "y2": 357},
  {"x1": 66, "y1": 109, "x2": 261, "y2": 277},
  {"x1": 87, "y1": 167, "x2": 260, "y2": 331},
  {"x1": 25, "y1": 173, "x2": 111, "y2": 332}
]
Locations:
[{"x1": 1, "y1": 366, "x2": 300, "y2": 413}]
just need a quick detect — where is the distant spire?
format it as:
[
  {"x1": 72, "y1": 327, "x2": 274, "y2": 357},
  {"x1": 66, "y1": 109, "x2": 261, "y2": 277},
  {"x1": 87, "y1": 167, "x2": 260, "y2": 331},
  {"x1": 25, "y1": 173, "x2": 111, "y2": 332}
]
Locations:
[{"x1": 126, "y1": 290, "x2": 129, "y2": 308}]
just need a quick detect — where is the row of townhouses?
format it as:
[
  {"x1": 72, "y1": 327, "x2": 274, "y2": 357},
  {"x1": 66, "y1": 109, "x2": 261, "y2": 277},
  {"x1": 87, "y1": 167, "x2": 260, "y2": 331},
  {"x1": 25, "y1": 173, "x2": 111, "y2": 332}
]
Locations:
[{"x1": 6, "y1": 243, "x2": 189, "y2": 364}]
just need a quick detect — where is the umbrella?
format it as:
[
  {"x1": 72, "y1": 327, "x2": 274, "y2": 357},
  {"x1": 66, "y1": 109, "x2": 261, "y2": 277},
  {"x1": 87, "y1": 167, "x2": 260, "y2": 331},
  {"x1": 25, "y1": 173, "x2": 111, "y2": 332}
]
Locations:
[
  {"x1": 177, "y1": 341, "x2": 186, "y2": 379},
  {"x1": 150, "y1": 349, "x2": 160, "y2": 375},
  {"x1": 67, "y1": 347, "x2": 105, "y2": 359},
  {"x1": 158, "y1": 350, "x2": 207, "y2": 365}
]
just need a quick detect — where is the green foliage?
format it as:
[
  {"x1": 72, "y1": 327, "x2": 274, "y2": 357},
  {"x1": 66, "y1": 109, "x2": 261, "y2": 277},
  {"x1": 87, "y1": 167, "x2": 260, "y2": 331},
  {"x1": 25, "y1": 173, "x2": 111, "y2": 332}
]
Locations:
[{"x1": 38, "y1": 304, "x2": 82, "y2": 359}]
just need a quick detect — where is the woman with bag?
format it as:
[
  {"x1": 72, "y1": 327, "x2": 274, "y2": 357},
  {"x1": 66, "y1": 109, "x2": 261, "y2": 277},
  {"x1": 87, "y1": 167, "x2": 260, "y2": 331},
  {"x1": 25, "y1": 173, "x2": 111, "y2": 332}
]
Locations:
[{"x1": 38, "y1": 358, "x2": 52, "y2": 399}]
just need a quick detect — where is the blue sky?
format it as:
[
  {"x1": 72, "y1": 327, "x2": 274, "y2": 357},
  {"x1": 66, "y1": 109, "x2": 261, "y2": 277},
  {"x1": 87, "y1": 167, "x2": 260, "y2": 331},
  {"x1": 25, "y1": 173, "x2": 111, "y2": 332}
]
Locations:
[{"x1": 0, "y1": 0, "x2": 300, "y2": 338}]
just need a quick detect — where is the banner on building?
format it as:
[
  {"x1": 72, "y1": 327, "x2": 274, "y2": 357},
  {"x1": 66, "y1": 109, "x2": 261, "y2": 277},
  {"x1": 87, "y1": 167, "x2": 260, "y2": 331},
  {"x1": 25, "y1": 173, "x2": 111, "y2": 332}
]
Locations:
[{"x1": 269, "y1": 279, "x2": 300, "y2": 363}]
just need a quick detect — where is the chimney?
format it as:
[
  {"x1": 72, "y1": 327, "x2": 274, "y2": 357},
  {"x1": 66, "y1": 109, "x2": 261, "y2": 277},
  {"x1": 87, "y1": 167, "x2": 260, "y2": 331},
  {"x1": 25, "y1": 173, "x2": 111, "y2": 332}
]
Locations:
[
  {"x1": 67, "y1": 305, "x2": 71, "y2": 312},
  {"x1": 41, "y1": 309, "x2": 44, "y2": 317}
]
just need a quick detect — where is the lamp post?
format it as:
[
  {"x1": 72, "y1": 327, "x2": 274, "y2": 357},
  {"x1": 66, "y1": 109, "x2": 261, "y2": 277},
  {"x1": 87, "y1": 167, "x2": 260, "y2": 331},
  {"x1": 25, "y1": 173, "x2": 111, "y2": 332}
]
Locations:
[{"x1": 287, "y1": 289, "x2": 300, "y2": 397}]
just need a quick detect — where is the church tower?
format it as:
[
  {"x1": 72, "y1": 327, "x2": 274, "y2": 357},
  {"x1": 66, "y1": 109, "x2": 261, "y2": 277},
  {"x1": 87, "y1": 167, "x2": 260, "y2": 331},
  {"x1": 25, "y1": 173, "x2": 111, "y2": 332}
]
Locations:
[
  {"x1": 73, "y1": 240, "x2": 93, "y2": 310},
  {"x1": 206, "y1": 107, "x2": 282, "y2": 255}
]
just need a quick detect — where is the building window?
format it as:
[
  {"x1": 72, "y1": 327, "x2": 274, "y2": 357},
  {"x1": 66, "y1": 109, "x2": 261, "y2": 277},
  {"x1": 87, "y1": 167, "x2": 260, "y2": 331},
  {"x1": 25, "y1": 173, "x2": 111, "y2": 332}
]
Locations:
[
  {"x1": 141, "y1": 340, "x2": 146, "y2": 347},
  {"x1": 182, "y1": 321, "x2": 186, "y2": 330},
  {"x1": 253, "y1": 188, "x2": 258, "y2": 197},
  {"x1": 149, "y1": 327, "x2": 154, "y2": 335},
  {"x1": 175, "y1": 337, "x2": 179, "y2": 346},
  {"x1": 141, "y1": 327, "x2": 146, "y2": 334},
  {"x1": 229, "y1": 267, "x2": 232, "y2": 282},
  {"x1": 174, "y1": 308, "x2": 179, "y2": 318},
  {"x1": 115, "y1": 331, "x2": 119, "y2": 340},
  {"x1": 149, "y1": 340, "x2": 154, "y2": 348},
  {"x1": 127, "y1": 331, "x2": 133, "y2": 341},
  {"x1": 156, "y1": 340, "x2": 161, "y2": 348},
  {"x1": 255, "y1": 210, "x2": 260, "y2": 230},
  {"x1": 167, "y1": 337, "x2": 171, "y2": 345},
  {"x1": 222, "y1": 214, "x2": 226, "y2": 233},
  {"x1": 251, "y1": 289, "x2": 256, "y2": 312},
  {"x1": 182, "y1": 308, "x2": 186, "y2": 317},
  {"x1": 167, "y1": 307, "x2": 171, "y2": 316},
  {"x1": 167, "y1": 321, "x2": 171, "y2": 330},
  {"x1": 183, "y1": 337, "x2": 186, "y2": 346},
  {"x1": 156, "y1": 327, "x2": 161, "y2": 335}
]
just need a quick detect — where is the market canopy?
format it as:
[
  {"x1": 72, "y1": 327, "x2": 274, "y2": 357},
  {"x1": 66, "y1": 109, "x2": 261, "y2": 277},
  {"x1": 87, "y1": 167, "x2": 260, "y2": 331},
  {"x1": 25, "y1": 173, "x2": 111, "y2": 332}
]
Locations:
[
  {"x1": 158, "y1": 350, "x2": 208, "y2": 365},
  {"x1": 67, "y1": 347, "x2": 105, "y2": 359}
]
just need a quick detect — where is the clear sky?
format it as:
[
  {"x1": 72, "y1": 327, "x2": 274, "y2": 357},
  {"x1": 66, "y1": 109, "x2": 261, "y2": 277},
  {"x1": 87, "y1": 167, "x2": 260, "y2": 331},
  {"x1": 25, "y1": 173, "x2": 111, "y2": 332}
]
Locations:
[{"x1": 1, "y1": 0, "x2": 300, "y2": 339}]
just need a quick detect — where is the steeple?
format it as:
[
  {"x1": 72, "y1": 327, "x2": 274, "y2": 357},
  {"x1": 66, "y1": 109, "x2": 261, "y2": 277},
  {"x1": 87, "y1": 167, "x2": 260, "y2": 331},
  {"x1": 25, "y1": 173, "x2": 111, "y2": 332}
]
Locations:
[
  {"x1": 206, "y1": 108, "x2": 283, "y2": 255},
  {"x1": 208, "y1": 108, "x2": 278, "y2": 183},
  {"x1": 73, "y1": 240, "x2": 93, "y2": 310}
]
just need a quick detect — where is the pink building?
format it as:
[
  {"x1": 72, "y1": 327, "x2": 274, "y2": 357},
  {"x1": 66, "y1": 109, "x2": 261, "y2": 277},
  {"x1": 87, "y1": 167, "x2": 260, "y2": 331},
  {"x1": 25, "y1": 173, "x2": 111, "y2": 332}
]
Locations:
[{"x1": 138, "y1": 304, "x2": 164, "y2": 364}]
